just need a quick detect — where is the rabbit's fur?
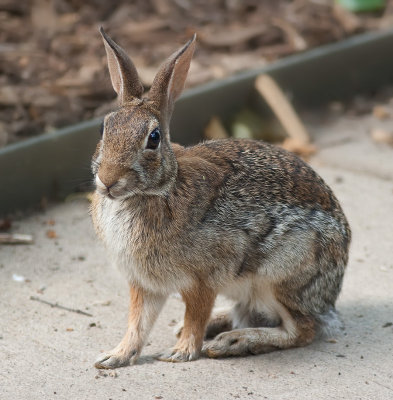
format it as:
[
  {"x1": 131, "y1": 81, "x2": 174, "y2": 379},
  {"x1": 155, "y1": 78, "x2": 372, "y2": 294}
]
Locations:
[{"x1": 91, "y1": 29, "x2": 351, "y2": 369}]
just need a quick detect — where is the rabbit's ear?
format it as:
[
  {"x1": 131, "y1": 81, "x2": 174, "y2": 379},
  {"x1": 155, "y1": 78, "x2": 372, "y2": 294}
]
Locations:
[
  {"x1": 149, "y1": 34, "x2": 196, "y2": 129},
  {"x1": 100, "y1": 27, "x2": 144, "y2": 104}
]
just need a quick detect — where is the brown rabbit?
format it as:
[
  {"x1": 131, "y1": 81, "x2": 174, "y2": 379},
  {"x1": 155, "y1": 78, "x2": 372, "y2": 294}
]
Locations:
[{"x1": 91, "y1": 28, "x2": 351, "y2": 369}]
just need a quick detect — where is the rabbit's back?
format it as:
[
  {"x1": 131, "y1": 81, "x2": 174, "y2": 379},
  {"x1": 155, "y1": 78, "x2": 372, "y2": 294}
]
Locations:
[{"x1": 191, "y1": 139, "x2": 343, "y2": 216}]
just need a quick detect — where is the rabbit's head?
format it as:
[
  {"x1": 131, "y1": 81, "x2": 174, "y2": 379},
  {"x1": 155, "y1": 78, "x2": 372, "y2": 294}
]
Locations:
[{"x1": 92, "y1": 28, "x2": 196, "y2": 199}]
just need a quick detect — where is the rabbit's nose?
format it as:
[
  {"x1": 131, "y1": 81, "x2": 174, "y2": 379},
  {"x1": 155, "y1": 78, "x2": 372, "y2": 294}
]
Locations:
[
  {"x1": 96, "y1": 174, "x2": 116, "y2": 190},
  {"x1": 97, "y1": 163, "x2": 126, "y2": 189}
]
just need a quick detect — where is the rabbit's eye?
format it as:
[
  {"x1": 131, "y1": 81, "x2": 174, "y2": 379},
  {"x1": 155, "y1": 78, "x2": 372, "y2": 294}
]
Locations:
[{"x1": 146, "y1": 128, "x2": 161, "y2": 150}]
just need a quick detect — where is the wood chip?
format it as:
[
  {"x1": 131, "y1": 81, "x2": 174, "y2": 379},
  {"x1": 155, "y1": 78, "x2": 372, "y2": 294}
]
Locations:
[
  {"x1": 0, "y1": 218, "x2": 12, "y2": 231},
  {"x1": 272, "y1": 18, "x2": 307, "y2": 51},
  {"x1": 198, "y1": 25, "x2": 268, "y2": 48},
  {"x1": 255, "y1": 74, "x2": 314, "y2": 157},
  {"x1": 204, "y1": 116, "x2": 229, "y2": 140},
  {"x1": 333, "y1": 4, "x2": 361, "y2": 33},
  {"x1": 372, "y1": 105, "x2": 390, "y2": 120},
  {"x1": 0, "y1": 233, "x2": 34, "y2": 244},
  {"x1": 370, "y1": 128, "x2": 393, "y2": 146},
  {"x1": 281, "y1": 137, "x2": 317, "y2": 159}
]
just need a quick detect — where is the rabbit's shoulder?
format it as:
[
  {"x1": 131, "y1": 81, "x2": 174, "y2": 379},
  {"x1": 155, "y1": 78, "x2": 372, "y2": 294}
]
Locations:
[{"x1": 178, "y1": 139, "x2": 338, "y2": 213}]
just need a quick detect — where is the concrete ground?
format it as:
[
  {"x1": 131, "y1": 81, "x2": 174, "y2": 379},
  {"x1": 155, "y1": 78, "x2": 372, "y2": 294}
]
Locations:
[{"x1": 1, "y1": 111, "x2": 392, "y2": 400}]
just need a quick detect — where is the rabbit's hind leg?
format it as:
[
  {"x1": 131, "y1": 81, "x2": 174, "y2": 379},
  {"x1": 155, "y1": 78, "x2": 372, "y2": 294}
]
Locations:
[
  {"x1": 203, "y1": 288, "x2": 315, "y2": 358},
  {"x1": 205, "y1": 307, "x2": 234, "y2": 339}
]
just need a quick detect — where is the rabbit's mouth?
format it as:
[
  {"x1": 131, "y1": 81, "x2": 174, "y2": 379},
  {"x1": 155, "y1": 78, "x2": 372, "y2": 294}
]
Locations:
[{"x1": 95, "y1": 174, "x2": 130, "y2": 200}]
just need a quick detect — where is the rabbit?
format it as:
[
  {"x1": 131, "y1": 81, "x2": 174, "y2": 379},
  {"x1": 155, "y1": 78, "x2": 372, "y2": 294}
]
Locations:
[{"x1": 90, "y1": 28, "x2": 351, "y2": 369}]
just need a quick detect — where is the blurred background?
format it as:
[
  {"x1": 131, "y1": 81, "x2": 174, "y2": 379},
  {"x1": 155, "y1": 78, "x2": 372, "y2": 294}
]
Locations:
[{"x1": 1, "y1": 0, "x2": 393, "y2": 148}]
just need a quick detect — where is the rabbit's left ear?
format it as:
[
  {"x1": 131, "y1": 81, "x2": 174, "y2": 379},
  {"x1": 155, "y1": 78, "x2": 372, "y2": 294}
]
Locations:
[
  {"x1": 148, "y1": 34, "x2": 196, "y2": 129},
  {"x1": 100, "y1": 27, "x2": 144, "y2": 104}
]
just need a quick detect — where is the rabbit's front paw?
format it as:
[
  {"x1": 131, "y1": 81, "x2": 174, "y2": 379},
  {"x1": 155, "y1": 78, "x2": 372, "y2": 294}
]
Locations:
[
  {"x1": 157, "y1": 346, "x2": 200, "y2": 363},
  {"x1": 94, "y1": 349, "x2": 138, "y2": 369}
]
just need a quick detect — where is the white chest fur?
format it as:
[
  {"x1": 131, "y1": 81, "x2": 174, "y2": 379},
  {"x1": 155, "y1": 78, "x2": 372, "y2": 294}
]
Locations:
[{"x1": 94, "y1": 195, "x2": 192, "y2": 293}]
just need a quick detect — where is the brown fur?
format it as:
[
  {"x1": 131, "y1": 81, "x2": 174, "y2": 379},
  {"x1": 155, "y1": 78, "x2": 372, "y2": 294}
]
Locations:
[
  {"x1": 95, "y1": 285, "x2": 163, "y2": 368},
  {"x1": 159, "y1": 282, "x2": 216, "y2": 362},
  {"x1": 92, "y1": 31, "x2": 351, "y2": 369}
]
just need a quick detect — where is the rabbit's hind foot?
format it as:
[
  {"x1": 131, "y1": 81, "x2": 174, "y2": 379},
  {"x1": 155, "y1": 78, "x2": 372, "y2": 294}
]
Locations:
[{"x1": 203, "y1": 310, "x2": 316, "y2": 358}]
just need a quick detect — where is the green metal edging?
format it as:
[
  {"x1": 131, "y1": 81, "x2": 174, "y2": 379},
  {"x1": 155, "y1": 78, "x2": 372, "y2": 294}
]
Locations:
[{"x1": 1, "y1": 29, "x2": 393, "y2": 216}]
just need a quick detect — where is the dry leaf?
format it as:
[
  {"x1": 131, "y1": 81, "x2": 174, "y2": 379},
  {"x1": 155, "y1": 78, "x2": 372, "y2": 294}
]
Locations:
[{"x1": 46, "y1": 230, "x2": 57, "y2": 239}]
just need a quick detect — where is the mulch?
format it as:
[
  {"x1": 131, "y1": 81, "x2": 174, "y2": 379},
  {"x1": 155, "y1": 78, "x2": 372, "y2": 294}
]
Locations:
[{"x1": 1, "y1": 0, "x2": 392, "y2": 147}]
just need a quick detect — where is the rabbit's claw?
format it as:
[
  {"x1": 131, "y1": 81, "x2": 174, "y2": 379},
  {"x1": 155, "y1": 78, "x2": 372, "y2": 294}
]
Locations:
[
  {"x1": 94, "y1": 349, "x2": 138, "y2": 369},
  {"x1": 157, "y1": 347, "x2": 199, "y2": 363}
]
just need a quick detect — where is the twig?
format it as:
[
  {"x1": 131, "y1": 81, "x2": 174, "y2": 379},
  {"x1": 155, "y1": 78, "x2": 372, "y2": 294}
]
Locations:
[
  {"x1": 30, "y1": 296, "x2": 93, "y2": 317},
  {"x1": 255, "y1": 74, "x2": 317, "y2": 158},
  {"x1": 255, "y1": 74, "x2": 310, "y2": 143},
  {"x1": 0, "y1": 233, "x2": 34, "y2": 244}
]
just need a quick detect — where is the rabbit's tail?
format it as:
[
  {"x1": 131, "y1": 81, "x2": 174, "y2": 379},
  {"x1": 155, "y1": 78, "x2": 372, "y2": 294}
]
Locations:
[{"x1": 314, "y1": 307, "x2": 344, "y2": 339}]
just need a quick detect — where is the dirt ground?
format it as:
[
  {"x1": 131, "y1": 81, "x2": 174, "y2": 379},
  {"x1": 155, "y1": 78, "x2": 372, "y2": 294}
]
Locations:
[{"x1": 1, "y1": 109, "x2": 393, "y2": 399}]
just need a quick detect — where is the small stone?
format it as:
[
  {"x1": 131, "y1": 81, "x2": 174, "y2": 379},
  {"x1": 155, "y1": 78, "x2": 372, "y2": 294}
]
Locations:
[{"x1": 372, "y1": 105, "x2": 390, "y2": 120}]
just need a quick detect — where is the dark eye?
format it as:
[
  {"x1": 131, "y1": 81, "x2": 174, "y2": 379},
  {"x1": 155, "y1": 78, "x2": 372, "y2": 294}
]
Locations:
[
  {"x1": 146, "y1": 128, "x2": 161, "y2": 150},
  {"x1": 100, "y1": 121, "x2": 104, "y2": 137}
]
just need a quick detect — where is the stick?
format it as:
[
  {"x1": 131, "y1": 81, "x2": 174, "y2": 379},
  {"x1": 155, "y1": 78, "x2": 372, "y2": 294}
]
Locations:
[
  {"x1": 0, "y1": 233, "x2": 34, "y2": 244},
  {"x1": 30, "y1": 296, "x2": 93, "y2": 317},
  {"x1": 255, "y1": 74, "x2": 310, "y2": 143}
]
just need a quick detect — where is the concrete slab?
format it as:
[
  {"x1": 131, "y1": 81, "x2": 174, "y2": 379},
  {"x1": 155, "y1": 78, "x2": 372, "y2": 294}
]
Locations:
[{"x1": 1, "y1": 114, "x2": 393, "y2": 400}]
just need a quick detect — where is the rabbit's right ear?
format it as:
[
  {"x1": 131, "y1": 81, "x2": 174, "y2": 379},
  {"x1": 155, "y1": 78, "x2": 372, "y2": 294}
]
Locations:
[
  {"x1": 148, "y1": 35, "x2": 196, "y2": 130},
  {"x1": 100, "y1": 27, "x2": 144, "y2": 104}
]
